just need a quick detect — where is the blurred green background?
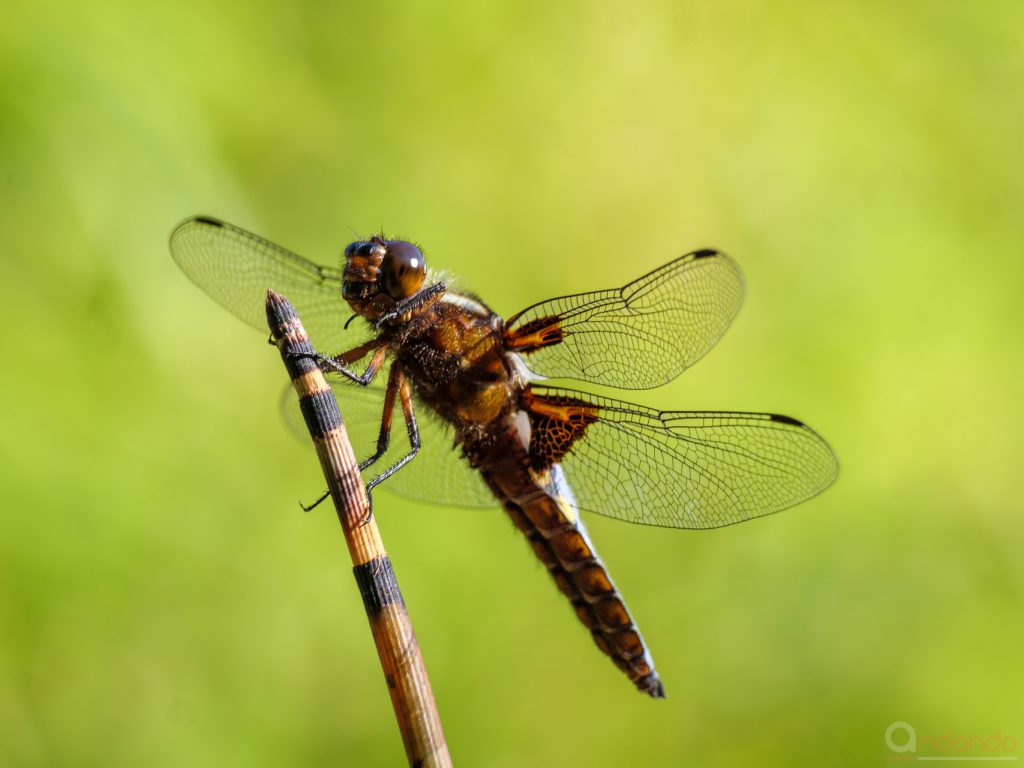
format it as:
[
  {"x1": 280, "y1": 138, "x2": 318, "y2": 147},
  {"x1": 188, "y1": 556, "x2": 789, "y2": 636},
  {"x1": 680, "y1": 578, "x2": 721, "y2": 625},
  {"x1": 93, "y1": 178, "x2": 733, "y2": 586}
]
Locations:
[{"x1": 2, "y1": 1, "x2": 1021, "y2": 765}]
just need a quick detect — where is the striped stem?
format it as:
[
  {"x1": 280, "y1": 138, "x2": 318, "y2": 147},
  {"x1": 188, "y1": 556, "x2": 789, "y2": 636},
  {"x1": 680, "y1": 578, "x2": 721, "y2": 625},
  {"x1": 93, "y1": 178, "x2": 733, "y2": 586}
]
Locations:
[{"x1": 266, "y1": 290, "x2": 451, "y2": 768}]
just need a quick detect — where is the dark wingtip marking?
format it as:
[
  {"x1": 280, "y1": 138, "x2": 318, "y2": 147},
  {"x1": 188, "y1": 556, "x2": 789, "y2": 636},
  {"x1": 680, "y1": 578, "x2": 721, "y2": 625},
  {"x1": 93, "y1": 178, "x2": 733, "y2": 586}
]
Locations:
[
  {"x1": 693, "y1": 248, "x2": 719, "y2": 259},
  {"x1": 193, "y1": 215, "x2": 225, "y2": 227},
  {"x1": 770, "y1": 413, "x2": 804, "y2": 427}
]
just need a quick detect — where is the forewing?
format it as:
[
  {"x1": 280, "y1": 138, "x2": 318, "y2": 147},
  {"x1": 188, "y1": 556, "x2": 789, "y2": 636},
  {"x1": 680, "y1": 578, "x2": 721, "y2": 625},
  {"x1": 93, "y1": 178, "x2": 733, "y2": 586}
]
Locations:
[
  {"x1": 505, "y1": 250, "x2": 744, "y2": 389},
  {"x1": 526, "y1": 386, "x2": 838, "y2": 529},
  {"x1": 169, "y1": 216, "x2": 375, "y2": 354},
  {"x1": 280, "y1": 374, "x2": 496, "y2": 508}
]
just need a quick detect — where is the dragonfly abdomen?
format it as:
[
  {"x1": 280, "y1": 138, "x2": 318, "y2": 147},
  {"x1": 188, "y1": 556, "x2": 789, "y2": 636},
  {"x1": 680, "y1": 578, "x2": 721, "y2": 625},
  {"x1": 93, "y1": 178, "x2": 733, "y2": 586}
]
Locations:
[{"x1": 468, "y1": 426, "x2": 665, "y2": 698}]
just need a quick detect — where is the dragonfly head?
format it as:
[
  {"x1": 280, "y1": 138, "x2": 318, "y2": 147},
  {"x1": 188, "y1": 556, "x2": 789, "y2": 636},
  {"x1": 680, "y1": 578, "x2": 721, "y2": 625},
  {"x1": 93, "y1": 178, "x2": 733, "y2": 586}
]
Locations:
[{"x1": 342, "y1": 236, "x2": 427, "y2": 319}]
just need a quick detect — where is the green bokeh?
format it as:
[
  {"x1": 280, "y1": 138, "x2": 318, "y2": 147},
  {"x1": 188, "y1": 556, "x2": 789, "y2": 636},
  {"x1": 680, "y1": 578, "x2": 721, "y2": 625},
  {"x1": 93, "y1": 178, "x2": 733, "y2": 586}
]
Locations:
[{"x1": 2, "y1": 1, "x2": 1021, "y2": 765}]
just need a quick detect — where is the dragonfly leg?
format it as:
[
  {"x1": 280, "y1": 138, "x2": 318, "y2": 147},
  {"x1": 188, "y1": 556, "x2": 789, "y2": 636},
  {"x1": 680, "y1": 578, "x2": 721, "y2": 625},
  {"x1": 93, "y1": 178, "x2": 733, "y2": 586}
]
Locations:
[
  {"x1": 298, "y1": 363, "x2": 398, "y2": 516},
  {"x1": 358, "y1": 365, "x2": 400, "y2": 472},
  {"x1": 300, "y1": 488, "x2": 331, "y2": 512},
  {"x1": 374, "y1": 282, "x2": 446, "y2": 328},
  {"x1": 362, "y1": 488, "x2": 375, "y2": 524},
  {"x1": 365, "y1": 371, "x2": 420, "y2": 493},
  {"x1": 290, "y1": 341, "x2": 387, "y2": 387}
]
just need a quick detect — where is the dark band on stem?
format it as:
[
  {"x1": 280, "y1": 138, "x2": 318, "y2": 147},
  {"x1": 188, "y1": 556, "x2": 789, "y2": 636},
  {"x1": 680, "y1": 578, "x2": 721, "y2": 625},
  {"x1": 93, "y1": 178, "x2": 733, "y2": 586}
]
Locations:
[
  {"x1": 267, "y1": 293, "x2": 322, "y2": 380},
  {"x1": 353, "y1": 555, "x2": 406, "y2": 620},
  {"x1": 299, "y1": 389, "x2": 344, "y2": 436}
]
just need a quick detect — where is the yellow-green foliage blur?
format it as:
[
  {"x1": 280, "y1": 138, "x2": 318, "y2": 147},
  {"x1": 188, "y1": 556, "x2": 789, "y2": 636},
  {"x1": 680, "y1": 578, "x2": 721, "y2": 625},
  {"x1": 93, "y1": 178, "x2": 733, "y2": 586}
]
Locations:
[{"x1": 2, "y1": 2, "x2": 1021, "y2": 766}]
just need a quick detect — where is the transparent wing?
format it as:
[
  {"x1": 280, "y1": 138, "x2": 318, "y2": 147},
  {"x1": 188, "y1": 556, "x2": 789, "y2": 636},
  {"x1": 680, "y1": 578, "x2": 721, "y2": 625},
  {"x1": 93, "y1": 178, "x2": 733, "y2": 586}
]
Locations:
[
  {"x1": 169, "y1": 216, "x2": 376, "y2": 354},
  {"x1": 280, "y1": 374, "x2": 496, "y2": 508},
  {"x1": 527, "y1": 386, "x2": 838, "y2": 529},
  {"x1": 505, "y1": 249, "x2": 744, "y2": 390}
]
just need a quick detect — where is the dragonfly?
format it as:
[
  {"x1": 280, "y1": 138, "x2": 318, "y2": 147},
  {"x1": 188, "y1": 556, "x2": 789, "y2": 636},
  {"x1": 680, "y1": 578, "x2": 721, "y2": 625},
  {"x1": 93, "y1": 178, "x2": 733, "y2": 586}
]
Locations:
[{"x1": 170, "y1": 216, "x2": 839, "y2": 698}]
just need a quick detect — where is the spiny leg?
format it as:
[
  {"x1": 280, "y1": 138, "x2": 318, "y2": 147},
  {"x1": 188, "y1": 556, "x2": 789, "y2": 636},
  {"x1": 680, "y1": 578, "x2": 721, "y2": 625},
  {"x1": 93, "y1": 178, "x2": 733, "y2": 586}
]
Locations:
[
  {"x1": 292, "y1": 340, "x2": 387, "y2": 387},
  {"x1": 358, "y1": 364, "x2": 400, "y2": 472},
  {"x1": 300, "y1": 489, "x2": 330, "y2": 513},
  {"x1": 373, "y1": 282, "x2": 446, "y2": 328},
  {"x1": 364, "y1": 370, "x2": 420, "y2": 511},
  {"x1": 296, "y1": 341, "x2": 387, "y2": 512}
]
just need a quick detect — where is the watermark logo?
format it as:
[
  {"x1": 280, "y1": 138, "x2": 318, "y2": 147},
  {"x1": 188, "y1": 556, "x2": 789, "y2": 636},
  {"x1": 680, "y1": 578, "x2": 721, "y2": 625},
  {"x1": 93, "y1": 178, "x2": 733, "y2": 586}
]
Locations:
[{"x1": 886, "y1": 721, "x2": 1019, "y2": 762}]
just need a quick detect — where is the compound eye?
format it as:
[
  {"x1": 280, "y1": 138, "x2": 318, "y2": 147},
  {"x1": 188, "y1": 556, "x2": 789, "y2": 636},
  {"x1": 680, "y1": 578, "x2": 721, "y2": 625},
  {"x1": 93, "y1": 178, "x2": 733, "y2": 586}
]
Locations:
[
  {"x1": 344, "y1": 240, "x2": 384, "y2": 259},
  {"x1": 382, "y1": 241, "x2": 426, "y2": 299}
]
